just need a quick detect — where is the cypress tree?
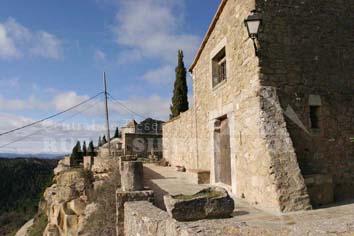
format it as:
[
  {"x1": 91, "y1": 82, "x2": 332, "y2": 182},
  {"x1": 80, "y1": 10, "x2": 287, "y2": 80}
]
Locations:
[
  {"x1": 82, "y1": 141, "x2": 87, "y2": 156},
  {"x1": 98, "y1": 136, "x2": 102, "y2": 147},
  {"x1": 70, "y1": 141, "x2": 83, "y2": 165},
  {"x1": 102, "y1": 135, "x2": 107, "y2": 144},
  {"x1": 170, "y1": 49, "x2": 189, "y2": 119},
  {"x1": 88, "y1": 141, "x2": 95, "y2": 157},
  {"x1": 114, "y1": 127, "x2": 119, "y2": 138}
]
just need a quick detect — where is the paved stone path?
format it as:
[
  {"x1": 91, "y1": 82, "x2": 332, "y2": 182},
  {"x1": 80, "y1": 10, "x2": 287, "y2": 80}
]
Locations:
[{"x1": 143, "y1": 163, "x2": 354, "y2": 235}]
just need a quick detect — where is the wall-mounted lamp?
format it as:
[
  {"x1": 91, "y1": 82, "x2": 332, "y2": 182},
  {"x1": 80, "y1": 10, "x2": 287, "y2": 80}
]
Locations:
[{"x1": 244, "y1": 10, "x2": 262, "y2": 56}]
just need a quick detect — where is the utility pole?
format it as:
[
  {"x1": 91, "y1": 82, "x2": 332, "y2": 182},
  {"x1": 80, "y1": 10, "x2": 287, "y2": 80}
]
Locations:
[{"x1": 103, "y1": 72, "x2": 111, "y2": 156}]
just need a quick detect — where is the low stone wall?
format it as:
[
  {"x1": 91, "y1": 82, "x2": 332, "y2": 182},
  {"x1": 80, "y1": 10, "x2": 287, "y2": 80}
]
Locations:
[
  {"x1": 123, "y1": 201, "x2": 288, "y2": 236},
  {"x1": 162, "y1": 109, "x2": 197, "y2": 169},
  {"x1": 116, "y1": 190, "x2": 154, "y2": 236},
  {"x1": 124, "y1": 200, "x2": 354, "y2": 236},
  {"x1": 124, "y1": 201, "x2": 186, "y2": 236}
]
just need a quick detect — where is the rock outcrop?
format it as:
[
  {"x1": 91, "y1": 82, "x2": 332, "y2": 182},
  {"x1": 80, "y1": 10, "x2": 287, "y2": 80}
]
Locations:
[{"x1": 39, "y1": 159, "x2": 94, "y2": 236}]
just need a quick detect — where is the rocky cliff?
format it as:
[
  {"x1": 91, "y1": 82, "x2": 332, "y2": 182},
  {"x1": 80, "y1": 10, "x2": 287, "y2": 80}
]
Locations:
[
  {"x1": 41, "y1": 159, "x2": 94, "y2": 235},
  {"x1": 18, "y1": 153, "x2": 120, "y2": 236}
]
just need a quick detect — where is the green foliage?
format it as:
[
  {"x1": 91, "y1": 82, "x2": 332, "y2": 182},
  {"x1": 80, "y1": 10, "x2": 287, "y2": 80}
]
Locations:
[
  {"x1": 28, "y1": 212, "x2": 47, "y2": 236},
  {"x1": 98, "y1": 136, "x2": 102, "y2": 147},
  {"x1": 170, "y1": 49, "x2": 189, "y2": 119},
  {"x1": 114, "y1": 127, "x2": 119, "y2": 138},
  {"x1": 70, "y1": 141, "x2": 83, "y2": 165},
  {"x1": 0, "y1": 158, "x2": 57, "y2": 235},
  {"x1": 102, "y1": 135, "x2": 107, "y2": 144},
  {"x1": 88, "y1": 141, "x2": 95, "y2": 157},
  {"x1": 82, "y1": 141, "x2": 87, "y2": 156},
  {"x1": 84, "y1": 166, "x2": 120, "y2": 235}
]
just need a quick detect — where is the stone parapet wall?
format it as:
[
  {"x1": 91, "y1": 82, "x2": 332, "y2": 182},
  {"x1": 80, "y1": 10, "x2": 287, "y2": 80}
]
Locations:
[
  {"x1": 124, "y1": 201, "x2": 354, "y2": 236},
  {"x1": 124, "y1": 201, "x2": 198, "y2": 236},
  {"x1": 162, "y1": 109, "x2": 197, "y2": 169},
  {"x1": 116, "y1": 190, "x2": 154, "y2": 236}
]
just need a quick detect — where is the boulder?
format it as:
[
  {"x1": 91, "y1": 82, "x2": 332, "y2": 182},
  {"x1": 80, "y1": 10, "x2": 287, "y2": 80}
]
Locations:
[{"x1": 164, "y1": 187, "x2": 234, "y2": 221}]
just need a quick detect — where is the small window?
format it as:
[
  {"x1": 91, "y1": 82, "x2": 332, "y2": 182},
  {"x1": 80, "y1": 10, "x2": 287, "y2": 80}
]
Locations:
[
  {"x1": 309, "y1": 106, "x2": 320, "y2": 129},
  {"x1": 212, "y1": 47, "x2": 226, "y2": 87}
]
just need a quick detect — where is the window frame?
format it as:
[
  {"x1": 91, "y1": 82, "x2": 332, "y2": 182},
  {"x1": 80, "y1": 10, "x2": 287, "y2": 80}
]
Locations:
[
  {"x1": 309, "y1": 105, "x2": 321, "y2": 130},
  {"x1": 210, "y1": 38, "x2": 228, "y2": 90}
]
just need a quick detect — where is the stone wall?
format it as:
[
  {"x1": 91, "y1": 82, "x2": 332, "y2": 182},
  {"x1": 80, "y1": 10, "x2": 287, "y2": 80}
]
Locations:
[
  {"x1": 163, "y1": 0, "x2": 312, "y2": 212},
  {"x1": 163, "y1": 109, "x2": 197, "y2": 169},
  {"x1": 256, "y1": 0, "x2": 354, "y2": 201},
  {"x1": 124, "y1": 201, "x2": 195, "y2": 236},
  {"x1": 163, "y1": 0, "x2": 353, "y2": 211}
]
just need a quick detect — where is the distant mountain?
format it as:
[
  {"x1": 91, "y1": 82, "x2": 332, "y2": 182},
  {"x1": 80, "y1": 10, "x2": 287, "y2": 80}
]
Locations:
[
  {"x1": 0, "y1": 152, "x2": 65, "y2": 159},
  {"x1": 0, "y1": 158, "x2": 58, "y2": 235}
]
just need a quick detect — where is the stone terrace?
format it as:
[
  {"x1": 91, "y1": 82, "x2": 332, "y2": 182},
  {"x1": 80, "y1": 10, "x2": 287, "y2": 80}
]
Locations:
[{"x1": 138, "y1": 164, "x2": 354, "y2": 235}]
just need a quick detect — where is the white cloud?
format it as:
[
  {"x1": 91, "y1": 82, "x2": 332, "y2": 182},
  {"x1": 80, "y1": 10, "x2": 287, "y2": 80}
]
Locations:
[
  {"x1": 0, "y1": 93, "x2": 169, "y2": 154},
  {"x1": 0, "y1": 91, "x2": 89, "y2": 113},
  {"x1": 0, "y1": 18, "x2": 62, "y2": 60},
  {"x1": 142, "y1": 65, "x2": 174, "y2": 85},
  {"x1": 0, "y1": 89, "x2": 169, "y2": 120},
  {"x1": 53, "y1": 92, "x2": 89, "y2": 111},
  {"x1": 0, "y1": 112, "x2": 105, "y2": 154},
  {"x1": 0, "y1": 24, "x2": 21, "y2": 59},
  {"x1": 30, "y1": 31, "x2": 62, "y2": 59},
  {"x1": 4, "y1": 18, "x2": 31, "y2": 42},
  {"x1": 110, "y1": 95, "x2": 169, "y2": 119},
  {"x1": 94, "y1": 49, "x2": 106, "y2": 61},
  {"x1": 0, "y1": 95, "x2": 50, "y2": 111},
  {"x1": 113, "y1": 0, "x2": 200, "y2": 64},
  {"x1": 116, "y1": 49, "x2": 142, "y2": 64}
]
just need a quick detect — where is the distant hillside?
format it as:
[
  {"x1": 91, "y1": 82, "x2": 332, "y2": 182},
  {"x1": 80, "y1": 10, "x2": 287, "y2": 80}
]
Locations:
[
  {"x1": 0, "y1": 158, "x2": 59, "y2": 236},
  {"x1": 0, "y1": 153, "x2": 64, "y2": 159}
]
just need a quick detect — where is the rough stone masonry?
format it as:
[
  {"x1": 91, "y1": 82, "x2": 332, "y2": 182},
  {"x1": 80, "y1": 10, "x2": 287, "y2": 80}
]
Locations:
[{"x1": 163, "y1": 0, "x2": 354, "y2": 213}]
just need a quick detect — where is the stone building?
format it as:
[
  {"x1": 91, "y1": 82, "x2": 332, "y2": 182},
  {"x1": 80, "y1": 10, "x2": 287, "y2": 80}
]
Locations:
[
  {"x1": 163, "y1": 0, "x2": 354, "y2": 213},
  {"x1": 116, "y1": 119, "x2": 164, "y2": 157}
]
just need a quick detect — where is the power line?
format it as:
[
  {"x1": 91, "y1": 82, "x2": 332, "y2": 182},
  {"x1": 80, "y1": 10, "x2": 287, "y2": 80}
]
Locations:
[
  {"x1": 107, "y1": 93, "x2": 147, "y2": 120},
  {"x1": 0, "y1": 92, "x2": 104, "y2": 137},
  {"x1": 0, "y1": 99, "x2": 102, "y2": 149}
]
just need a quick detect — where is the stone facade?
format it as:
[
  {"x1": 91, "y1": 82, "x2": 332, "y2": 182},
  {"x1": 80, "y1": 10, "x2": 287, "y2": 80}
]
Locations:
[
  {"x1": 163, "y1": 0, "x2": 353, "y2": 212},
  {"x1": 163, "y1": 109, "x2": 197, "y2": 168},
  {"x1": 124, "y1": 133, "x2": 162, "y2": 157},
  {"x1": 256, "y1": 0, "x2": 354, "y2": 201},
  {"x1": 118, "y1": 119, "x2": 164, "y2": 158}
]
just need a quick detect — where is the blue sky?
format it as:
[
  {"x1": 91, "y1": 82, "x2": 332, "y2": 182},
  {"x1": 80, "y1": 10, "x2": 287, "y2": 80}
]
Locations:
[{"x1": 0, "y1": 0, "x2": 220, "y2": 154}]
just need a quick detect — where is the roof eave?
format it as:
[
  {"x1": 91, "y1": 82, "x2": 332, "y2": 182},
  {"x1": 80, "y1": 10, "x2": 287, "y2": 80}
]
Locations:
[{"x1": 189, "y1": 0, "x2": 228, "y2": 73}]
